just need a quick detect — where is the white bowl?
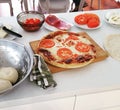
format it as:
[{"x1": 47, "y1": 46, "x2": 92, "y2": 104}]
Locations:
[{"x1": 104, "y1": 11, "x2": 120, "y2": 27}]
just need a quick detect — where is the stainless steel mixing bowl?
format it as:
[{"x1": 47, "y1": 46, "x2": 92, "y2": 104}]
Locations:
[{"x1": 0, "y1": 39, "x2": 33, "y2": 94}]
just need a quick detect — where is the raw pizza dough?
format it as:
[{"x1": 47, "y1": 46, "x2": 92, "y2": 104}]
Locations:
[
  {"x1": 0, "y1": 67, "x2": 18, "y2": 84},
  {"x1": 0, "y1": 79, "x2": 12, "y2": 92},
  {"x1": 104, "y1": 34, "x2": 120, "y2": 61}
]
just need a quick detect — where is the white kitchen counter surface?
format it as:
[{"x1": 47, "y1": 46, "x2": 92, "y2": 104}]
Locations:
[{"x1": 0, "y1": 9, "x2": 120, "y2": 107}]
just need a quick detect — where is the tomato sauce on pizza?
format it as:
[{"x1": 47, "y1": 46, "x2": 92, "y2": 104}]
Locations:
[{"x1": 37, "y1": 31, "x2": 96, "y2": 68}]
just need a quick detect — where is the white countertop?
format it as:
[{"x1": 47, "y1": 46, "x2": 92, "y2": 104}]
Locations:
[{"x1": 0, "y1": 9, "x2": 120, "y2": 107}]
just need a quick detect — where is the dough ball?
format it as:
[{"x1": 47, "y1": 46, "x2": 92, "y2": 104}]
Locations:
[
  {"x1": 0, "y1": 79, "x2": 12, "y2": 92},
  {"x1": 0, "y1": 67, "x2": 18, "y2": 84}
]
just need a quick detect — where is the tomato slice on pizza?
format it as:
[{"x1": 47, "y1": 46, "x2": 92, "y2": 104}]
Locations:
[
  {"x1": 39, "y1": 39, "x2": 55, "y2": 48},
  {"x1": 37, "y1": 31, "x2": 96, "y2": 68},
  {"x1": 57, "y1": 48, "x2": 73, "y2": 59},
  {"x1": 75, "y1": 42, "x2": 91, "y2": 52}
]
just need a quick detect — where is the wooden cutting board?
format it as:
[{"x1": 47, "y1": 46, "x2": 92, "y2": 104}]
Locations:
[{"x1": 29, "y1": 32, "x2": 108, "y2": 73}]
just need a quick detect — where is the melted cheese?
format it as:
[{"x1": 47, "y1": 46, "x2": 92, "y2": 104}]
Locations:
[{"x1": 44, "y1": 33, "x2": 95, "y2": 62}]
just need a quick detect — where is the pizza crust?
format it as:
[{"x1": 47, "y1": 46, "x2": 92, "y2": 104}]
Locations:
[
  {"x1": 104, "y1": 34, "x2": 120, "y2": 61},
  {"x1": 40, "y1": 55, "x2": 94, "y2": 68}
]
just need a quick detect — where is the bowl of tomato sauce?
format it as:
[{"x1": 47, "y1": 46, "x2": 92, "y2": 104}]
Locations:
[{"x1": 17, "y1": 11, "x2": 45, "y2": 32}]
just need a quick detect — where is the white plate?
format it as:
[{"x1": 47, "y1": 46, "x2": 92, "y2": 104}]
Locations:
[
  {"x1": 74, "y1": 20, "x2": 102, "y2": 30},
  {"x1": 44, "y1": 18, "x2": 73, "y2": 31},
  {"x1": 44, "y1": 22, "x2": 59, "y2": 31},
  {"x1": 104, "y1": 11, "x2": 120, "y2": 27},
  {"x1": 74, "y1": 13, "x2": 102, "y2": 30}
]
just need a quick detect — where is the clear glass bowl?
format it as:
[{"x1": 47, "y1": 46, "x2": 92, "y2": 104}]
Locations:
[{"x1": 17, "y1": 11, "x2": 45, "y2": 32}]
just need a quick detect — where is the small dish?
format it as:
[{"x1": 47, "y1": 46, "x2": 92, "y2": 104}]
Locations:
[
  {"x1": 17, "y1": 11, "x2": 45, "y2": 32},
  {"x1": 74, "y1": 13, "x2": 101, "y2": 30},
  {"x1": 44, "y1": 22, "x2": 59, "y2": 31},
  {"x1": 104, "y1": 11, "x2": 120, "y2": 27},
  {"x1": 44, "y1": 18, "x2": 72, "y2": 31}
]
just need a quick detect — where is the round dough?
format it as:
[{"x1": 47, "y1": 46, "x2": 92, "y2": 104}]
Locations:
[
  {"x1": 0, "y1": 67, "x2": 18, "y2": 84},
  {"x1": 0, "y1": 79, "x2": 12, "y2": 92},
  {"x1": 104, "y1": 34, "x2": 120, "y2": 61}
]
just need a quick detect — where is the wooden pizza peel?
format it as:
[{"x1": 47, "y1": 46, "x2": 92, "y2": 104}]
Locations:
[{"x1": 29, "y1": 32, "x2": 108, "y2": 73}]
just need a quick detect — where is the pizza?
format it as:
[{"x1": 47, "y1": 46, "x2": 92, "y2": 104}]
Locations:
[{"x1": 37, "y1": 31, "x2": 96, "y2": 68}]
